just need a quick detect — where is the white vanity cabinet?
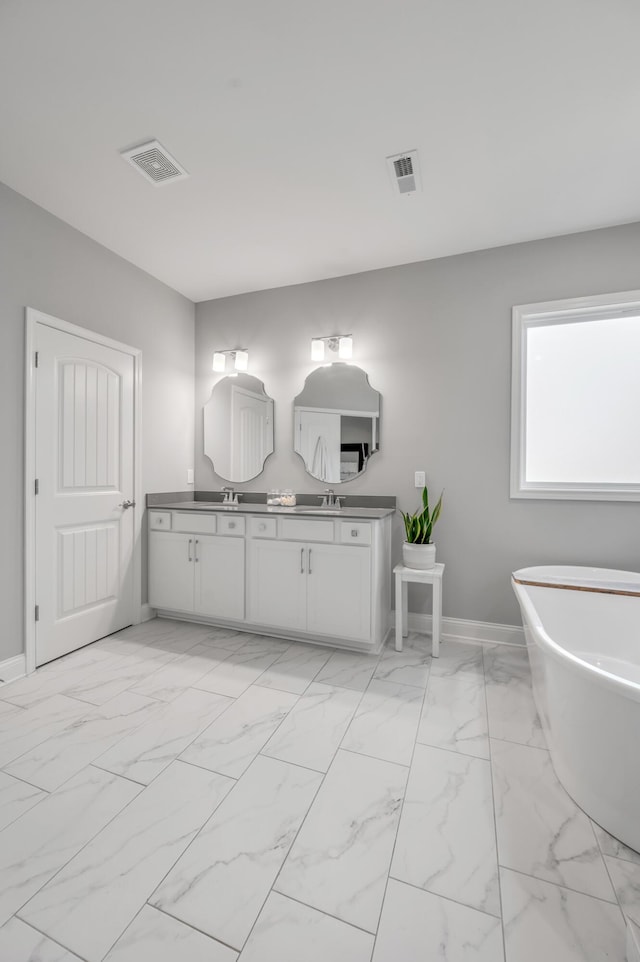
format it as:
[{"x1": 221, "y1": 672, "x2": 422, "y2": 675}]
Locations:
[
  {"x1": 248, "y1": 540, "x2": 308, "y2": 632},
  {"x1": 248, "y1": 540, "x2": 371, "y2": 641},
  {"x1": 148, "y1": 531, "x2": 194, "y2": 613},
  {"x1": 148, "y1": 507, "x2": 391, "y2": 652},
  {"x1": 306, "y1": 543, "x2": 371, "y2": 640},
  {"x1": 148, "y1": 514, "x2": 245, "y2": 621},
  {"x1": 194, "y1": 535, "x2": 245, "y2": 619}
]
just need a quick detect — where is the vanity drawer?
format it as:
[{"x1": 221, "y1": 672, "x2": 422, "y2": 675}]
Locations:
[
  {"x1": 149, "y1": 511, "x2": 171, "y2": 530},
  {"x1": 280, "y1": 518, "x2": 334, "y2": 542},
  {"x1": 339, "y1": 522, "x2": 372, "y2": 545},
  {"x1": 218, "y1": 515, "x2": 245, "y2": 536},
  {"x1": 250, "y1": 517, "x2": 277, "y2": 538},
  {"x1": 172, "y1": 512, "x2": 217, "y2": 534}
]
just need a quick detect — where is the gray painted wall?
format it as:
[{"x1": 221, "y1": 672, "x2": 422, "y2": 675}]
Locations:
[
  {"x1": 195, "y1": 222, "x2": 640, "y2": 627},
  {"x1": 0, "y1": 182, "x2": 195, "y2": 661}
]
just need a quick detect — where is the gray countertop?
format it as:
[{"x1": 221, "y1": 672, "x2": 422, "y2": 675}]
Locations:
[{"x1": 151, "y1": 501, "x2": 395, "y2": 520}]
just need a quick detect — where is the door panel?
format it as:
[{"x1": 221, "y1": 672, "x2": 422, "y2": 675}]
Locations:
[
  {"x1": 35, "y1": 322, "x2": 135, "y2": 666},
  {"x1": 306, "y1": 544, "x2": 371, "y2": 641},
  {"x1": 58, "y1": 523, "x2": 118, "y2": 616},
  {"x1": 195, "y1": 535, "x2": 245, "y2": 621},
  {"x1": 248, "y1": 540, "x2": 307, "y2": 631},
  {"x1": 59, "y1": 361, "x2": 120, "y2": 490},
  {"x1": 148, "y1": 532, "x2": 194, "y2": 613}
]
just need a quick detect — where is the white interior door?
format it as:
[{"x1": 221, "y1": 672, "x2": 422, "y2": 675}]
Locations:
[
  {"x1": 230, "y1": 385, "x2": 273, "y2": 480},
  {"x1": 34, "y1": 320, "x2": 136, "y2": 666}
]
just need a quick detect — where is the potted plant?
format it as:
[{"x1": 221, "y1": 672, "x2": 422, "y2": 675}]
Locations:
[{"x1": 401, "y1": 485, "x2": 443, "y2": 569}]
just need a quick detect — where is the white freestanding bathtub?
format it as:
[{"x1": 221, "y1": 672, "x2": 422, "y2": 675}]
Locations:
[{"x1": 512, "y1": 565, "x2": 640, "y2": 854}]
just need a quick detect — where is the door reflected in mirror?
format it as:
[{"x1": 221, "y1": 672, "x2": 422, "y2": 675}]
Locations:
[
  {"x1": 294, "y1": 363, "x2": 381, "y2": 483},
  {"x1": 204, "y1": 374, "x2": 274, "y2": 483}
]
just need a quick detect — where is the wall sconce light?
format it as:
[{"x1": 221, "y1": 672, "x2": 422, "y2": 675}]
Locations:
[
  {"x1": 234, "y1": 350, "x2": 248, "y2": 371},
  {"x1": 310, "y1": 334, "x2": 353, "y2": 363},
  {"x1": 212, "y1": 349, "x2": 250, "y2": 373},
  {"x1": 311, "y1": 339, "x2": 325, "y2": 362}
]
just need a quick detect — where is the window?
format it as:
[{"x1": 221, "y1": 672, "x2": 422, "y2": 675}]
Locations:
[{"x1": 511, "y1": 291, "x2": 640, "y2": 500}]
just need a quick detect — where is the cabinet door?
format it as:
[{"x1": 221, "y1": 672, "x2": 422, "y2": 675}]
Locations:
[
  {"x1": 306, "y1": 544, "x2": 371, "y2": 641},
  {"x1": 248, "y1": 539, "x2": 307, "y2": 631},
  {"x1": 194, "y1": 535, "x2": 245, "y2": 621},
  {"x1": 148, "y1": 531, "x2": 194, "y2": 612}
]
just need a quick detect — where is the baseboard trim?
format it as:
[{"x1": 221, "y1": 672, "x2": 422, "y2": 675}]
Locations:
[
  {"x1": 154, "y1": 610, "x2": 386, "y2": 655},
  {"x1": 0, "y1": 654, "x2": 27, "y2": 685},
  {"x1": 397, "y1": 612, "x2": 525, "y2": 647},
  {"x1": 147, "y1": 606, "x2": 523, "y2": 649},
  {"x1": 138, "y1": 604, "x2": 156, "y2": 624},
  {"x1": 628, "y1": 921, "x2": 640, "y2": 962}
]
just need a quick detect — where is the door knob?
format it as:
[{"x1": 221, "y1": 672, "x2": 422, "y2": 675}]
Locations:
[{"x1": 118, "y1": 499, "x2": 136, "y2": 509}]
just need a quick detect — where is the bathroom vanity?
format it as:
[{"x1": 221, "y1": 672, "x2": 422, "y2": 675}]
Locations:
[{"x1": 148, "y1": 502, "x2": 393, "y2": 653}]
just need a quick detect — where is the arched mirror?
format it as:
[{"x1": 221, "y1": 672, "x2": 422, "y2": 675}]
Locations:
[
  {"x1": 294, "y1": 363, "x2": 381, "y2": 483},
  {"x1": 204, "y1": 374, "x2": 274, "y2": 482}
]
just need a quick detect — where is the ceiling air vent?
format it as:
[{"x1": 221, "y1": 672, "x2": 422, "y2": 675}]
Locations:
[
  {"x1": 120, "y1": 140, "x2": 189, "y2": 186},
  {"x1": 386, "y1": 150, "x2": 421, "y2": 196}
]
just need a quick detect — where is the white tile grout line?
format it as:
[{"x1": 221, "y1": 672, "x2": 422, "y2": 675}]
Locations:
[
  {"x1": 148, "y1": 901, "x2": 243, "y2": 955},
  {"x1": 9, "y1": 915, "x2": 91, "y2": 962},
  {"x1": 628, "y1": 919, "x2": 640, "y2": 962},
  {"x1": 99, "y1": 901, "x2": 154, "y2": 962},
  {"x1": 598, "y1": 837, "x2": 634, "y2": 922},
  {"x1": 497, "y1": 865, "x2": 625, "y2": 910},
  {"x1": 0, "y1": 697, "x2": 28, "y2": 711},
  {"x1": 483, "y1": 642, "x2": 510, "y2": 962}
]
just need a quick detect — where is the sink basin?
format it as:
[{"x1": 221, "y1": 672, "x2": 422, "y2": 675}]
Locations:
[{"x1": 293, "y1": 507, "x2": 343, "y2": 515}]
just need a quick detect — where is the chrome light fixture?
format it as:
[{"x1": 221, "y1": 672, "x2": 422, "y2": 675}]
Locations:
[
  {"x1": 212, "y1": 349, "x2": 250, "y2": 373},
  {"x1": 310, "y1": 334, "x2": 353, "y2": 363}
]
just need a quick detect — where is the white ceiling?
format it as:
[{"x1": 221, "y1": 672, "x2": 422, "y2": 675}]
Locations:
[{"x1": 1, "y1": 0, "x2": 639, "y2": 303}]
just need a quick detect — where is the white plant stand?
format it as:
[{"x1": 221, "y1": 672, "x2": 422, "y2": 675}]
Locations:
[{"x1": 393, "y1": 562, "x2": 445, "y2": 657}]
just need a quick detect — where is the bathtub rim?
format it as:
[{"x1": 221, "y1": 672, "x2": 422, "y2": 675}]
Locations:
[
  {"x1": 514, "y1": 564, "x2": 640, "y2": 597},
  {"x1": 512, "y1": 566, "x2": 640, "y2": 704}
]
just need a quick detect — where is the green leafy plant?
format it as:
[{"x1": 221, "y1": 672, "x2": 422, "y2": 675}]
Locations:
[{"x1": 401, "y1": 486, "x2": 443, "y2": 544}]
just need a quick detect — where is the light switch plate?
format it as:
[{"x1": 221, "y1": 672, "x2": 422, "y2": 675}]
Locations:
[
  {"x1": 414, "y1": 470, "x2": 425, "y2": 487},
  {"x1": 187, "y1": 468, "x2": 194, "y2": 485}
]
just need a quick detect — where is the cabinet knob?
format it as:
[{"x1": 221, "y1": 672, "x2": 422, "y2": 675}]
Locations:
[
  {"x1": 229, "y1": 522, "x2": 236, "y2": 529},
  {"x1": 351, "y1": 529, "x2": 358, "y2": 537},
  {"x1": 259, "y1": 523, "x2": 266, "y2": 531}
]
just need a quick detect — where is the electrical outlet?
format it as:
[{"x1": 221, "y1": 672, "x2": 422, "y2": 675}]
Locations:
[
  {"x1": 414, "y1": 470, "x2": 425, "y2": 488},
  {"x1": 187, "y1": 468, "x2": 194, "y2": 485}
]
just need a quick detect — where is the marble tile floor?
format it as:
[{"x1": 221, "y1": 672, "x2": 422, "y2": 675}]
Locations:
[{"x1": 0, "y1": 619, "x2": 635, "y2": 961}]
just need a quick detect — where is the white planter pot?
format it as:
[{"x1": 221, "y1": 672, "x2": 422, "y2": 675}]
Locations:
[{"x1": 402, "y1": 541, "x2": 436, "y2": 569}]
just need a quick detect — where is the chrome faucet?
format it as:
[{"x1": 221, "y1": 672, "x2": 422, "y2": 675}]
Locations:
[
  {"x1": 222, "y1": 486, "x2": 239, "y2": 506},
  {"x1": 320, "y1": 488, "x2": 336, "y2": 507}
]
